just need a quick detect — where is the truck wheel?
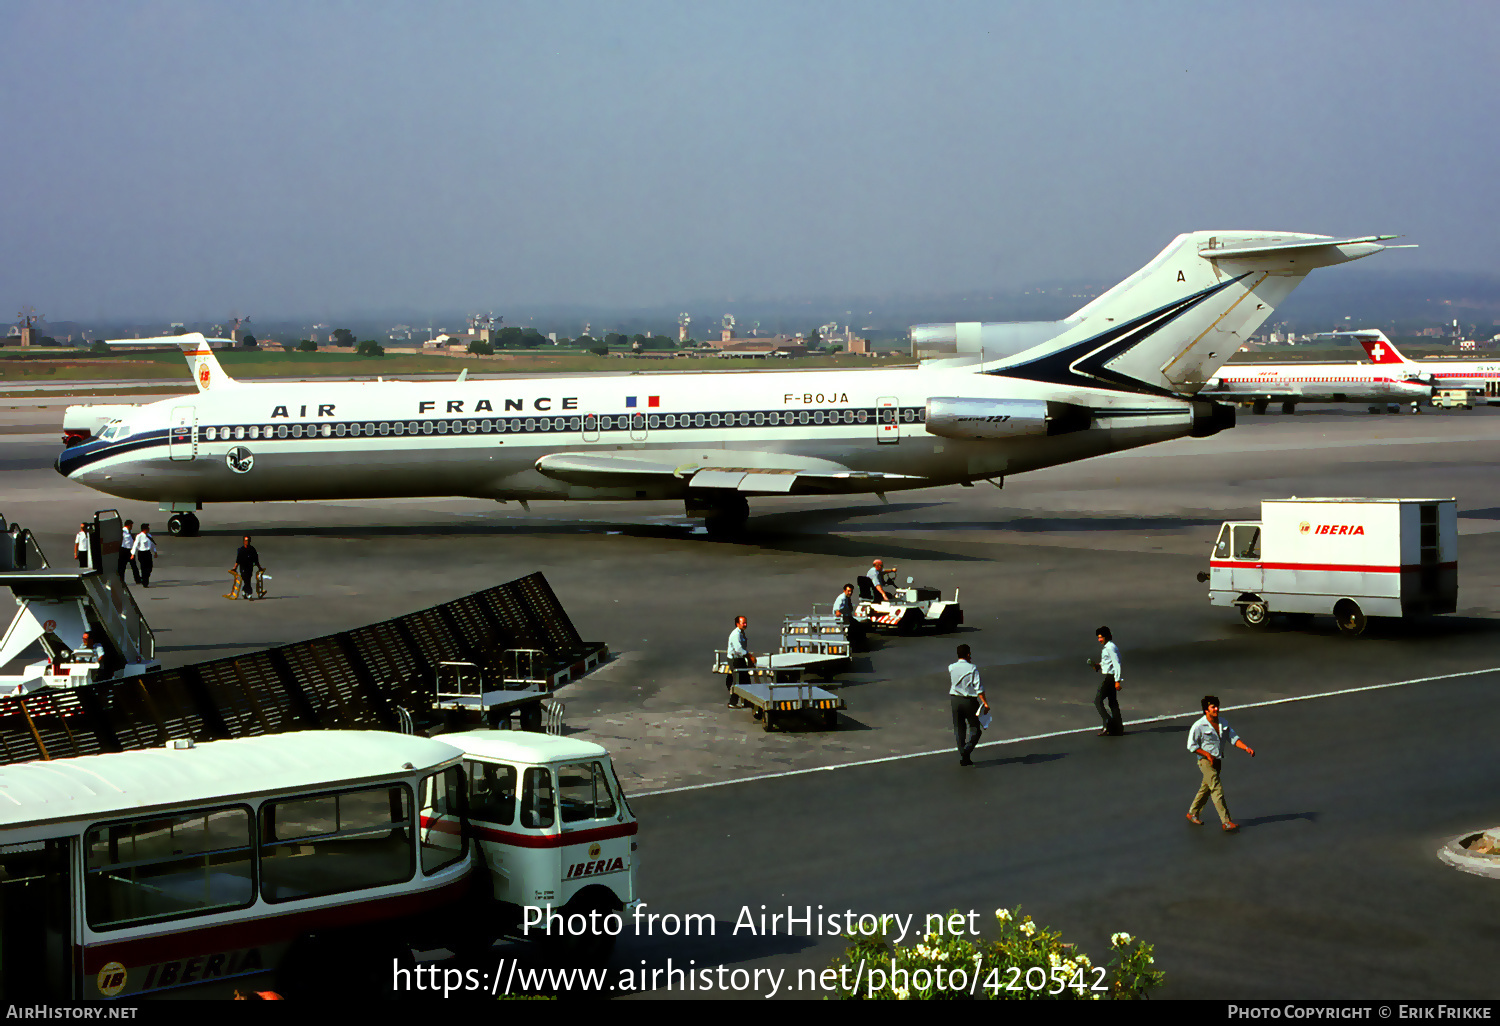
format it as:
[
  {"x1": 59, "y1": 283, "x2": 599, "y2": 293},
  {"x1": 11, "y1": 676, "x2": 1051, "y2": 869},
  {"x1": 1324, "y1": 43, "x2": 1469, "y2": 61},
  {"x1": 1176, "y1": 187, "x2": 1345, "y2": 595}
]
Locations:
[
  {"x1": 1334, "y1": 600, "x2": 1367, "y2": 637},
  {"x1": 895, "y1": 610, "x2": 920, "y2": 635},
  {"x1": 823, "y1": 709, "x2": 838, "y2": 730},
  {"x1": 1252, "y1": 400, "x2": 1268, "y2": 415},
  {"x1": 762, "y1": 710, "x2": 777, "y2": 732},
  {"x1": 1240, "y1": 602, "x2": 1270, "y2": 629},
  {"x1": 934, "y1": 607, "x2": 960, "y2": 634},
  {"x1": 519, "y1": 702, "x2": 543, "y2": 732}
]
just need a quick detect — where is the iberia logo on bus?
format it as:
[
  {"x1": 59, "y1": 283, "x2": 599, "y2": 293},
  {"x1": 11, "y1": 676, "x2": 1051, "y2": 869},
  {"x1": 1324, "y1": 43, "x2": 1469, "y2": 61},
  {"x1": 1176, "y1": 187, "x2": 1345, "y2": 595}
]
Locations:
[{"x1": 1306, "y1": 524, "x2": 1365, "y2": 536}]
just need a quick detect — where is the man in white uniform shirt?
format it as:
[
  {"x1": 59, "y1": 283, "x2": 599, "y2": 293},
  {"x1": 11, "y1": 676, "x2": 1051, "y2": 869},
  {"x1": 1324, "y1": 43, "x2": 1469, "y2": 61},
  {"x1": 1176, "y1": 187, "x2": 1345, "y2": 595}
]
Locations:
[
  {"x1": 725, "y1": 615, "x2": 754, "y2": 708},
  {"x1": 118, "y1": 520, "x2": 138, "y2": 582},
  {"x1": 1186, "y1": 695, "x2": 1255, "y2": 832},
  {"x1": 948, "y1": 644, "x2": 988, "y2": 766},
  {"x1": 131, "y1": 523, "x2": 158, "y2": 588},
  {"x1": 73, "y1": 523, "x2": 90, "y2": 568}
]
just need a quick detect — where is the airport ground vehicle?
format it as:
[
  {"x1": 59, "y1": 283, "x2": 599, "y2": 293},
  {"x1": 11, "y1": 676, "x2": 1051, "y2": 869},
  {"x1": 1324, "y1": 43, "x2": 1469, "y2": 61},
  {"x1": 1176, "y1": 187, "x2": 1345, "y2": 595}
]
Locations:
[
  {"x1": 856, "y1": 575, "x2": 963, "y2": 633},
  {"x1": 0, "y1": 729, "x2": 637, "y2": 1000},
  {"x1": 1197, "y1": 498, "x2": 1457, "y2": 636},
  {"x1": 1431, "y1": 389, "x2": 1474, "y2": 410}
]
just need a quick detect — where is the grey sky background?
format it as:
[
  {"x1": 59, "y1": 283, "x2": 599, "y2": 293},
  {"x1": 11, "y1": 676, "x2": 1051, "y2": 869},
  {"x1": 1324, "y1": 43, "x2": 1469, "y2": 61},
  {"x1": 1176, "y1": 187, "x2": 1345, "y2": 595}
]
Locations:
[{"x1": 3, "y1": 0, "x2": 1496, "y2": 321}]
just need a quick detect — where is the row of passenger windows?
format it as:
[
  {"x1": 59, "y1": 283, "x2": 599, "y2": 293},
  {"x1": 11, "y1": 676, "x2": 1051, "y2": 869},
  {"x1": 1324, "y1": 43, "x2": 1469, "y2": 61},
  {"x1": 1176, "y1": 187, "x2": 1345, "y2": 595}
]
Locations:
[
  {"x1": 192, "y1": 407, "x2": 922, "y2": 442},
  {"x1": 83, "y1": 769, "x2": 464, "y2": 932}
]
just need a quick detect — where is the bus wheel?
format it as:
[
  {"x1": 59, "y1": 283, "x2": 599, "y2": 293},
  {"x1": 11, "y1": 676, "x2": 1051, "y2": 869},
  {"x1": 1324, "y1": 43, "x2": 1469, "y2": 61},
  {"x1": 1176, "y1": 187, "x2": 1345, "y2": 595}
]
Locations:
[
  {"x1": 1240, "y1": 602, "x2": 1270, "y2": 629},
  {"x1": 1334, "y1": 600, "x2": 1367, "y2": 637}
]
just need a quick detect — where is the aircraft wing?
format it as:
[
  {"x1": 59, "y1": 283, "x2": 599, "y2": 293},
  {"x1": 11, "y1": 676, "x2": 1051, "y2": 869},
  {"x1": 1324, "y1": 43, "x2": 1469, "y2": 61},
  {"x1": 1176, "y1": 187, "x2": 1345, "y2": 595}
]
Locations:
[{"x1": 534, "y1": 451, "x2": 925, "y2": 494}]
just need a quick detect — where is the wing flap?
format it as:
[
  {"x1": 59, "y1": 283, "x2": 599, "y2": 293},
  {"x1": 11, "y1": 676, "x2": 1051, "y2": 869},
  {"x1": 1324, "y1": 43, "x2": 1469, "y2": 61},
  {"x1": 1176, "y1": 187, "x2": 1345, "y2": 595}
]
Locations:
[{"x1": 534, "y1": 452, "x2": 923, "y2": 494}]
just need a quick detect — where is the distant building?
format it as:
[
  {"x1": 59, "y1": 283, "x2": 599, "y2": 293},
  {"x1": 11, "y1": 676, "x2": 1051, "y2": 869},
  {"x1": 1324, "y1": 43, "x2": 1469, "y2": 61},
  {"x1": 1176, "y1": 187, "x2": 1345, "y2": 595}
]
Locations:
[{"x1": 716, "y1": 340, "x2": 811, "y2": 359}]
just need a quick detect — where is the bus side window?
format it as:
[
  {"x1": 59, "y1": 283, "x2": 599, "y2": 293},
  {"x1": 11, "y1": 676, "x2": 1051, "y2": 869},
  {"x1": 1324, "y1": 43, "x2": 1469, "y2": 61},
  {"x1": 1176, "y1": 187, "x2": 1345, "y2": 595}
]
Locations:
[
  {"x1": 520, "y1": 768, "x2": 554, "y2": 830},
  {"x1": 465, "y1": 760, "x2": 517, "y2": 827},
  {"x1": 84, "y1": 806, "x2": 254, "y2": 930},
  {"x1": 259, "y1": 786, "x2": 414, "y2": 903}
]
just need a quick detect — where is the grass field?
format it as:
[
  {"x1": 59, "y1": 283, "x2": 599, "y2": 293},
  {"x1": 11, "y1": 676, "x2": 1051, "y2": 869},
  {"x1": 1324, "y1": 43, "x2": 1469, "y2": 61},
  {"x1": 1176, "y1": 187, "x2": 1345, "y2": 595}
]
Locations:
[{"x1": 0, "y1": 348, "x2": 913, "y2": 385}]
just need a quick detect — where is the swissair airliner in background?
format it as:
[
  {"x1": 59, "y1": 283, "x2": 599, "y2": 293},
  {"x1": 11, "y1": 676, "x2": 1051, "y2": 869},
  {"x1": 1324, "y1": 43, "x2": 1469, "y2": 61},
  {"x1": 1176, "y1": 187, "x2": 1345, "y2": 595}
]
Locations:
[
  {"x1": 57, "y1": 231, "x2": 1407, "y2": 537},
  {"x1": 1350, "y1": 329, "x2": 1500, "y2": 394},
  {"x1": 1197, "y1": 333, "x2": 1434, "y2": 414}
]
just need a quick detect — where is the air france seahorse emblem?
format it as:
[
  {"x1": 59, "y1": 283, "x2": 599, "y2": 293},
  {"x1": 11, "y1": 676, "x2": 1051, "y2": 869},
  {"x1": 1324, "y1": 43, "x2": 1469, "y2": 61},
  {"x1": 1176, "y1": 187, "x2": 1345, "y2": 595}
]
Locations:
[{"x1": 226, "y1": 447, "x2": 254, "y2": 474}]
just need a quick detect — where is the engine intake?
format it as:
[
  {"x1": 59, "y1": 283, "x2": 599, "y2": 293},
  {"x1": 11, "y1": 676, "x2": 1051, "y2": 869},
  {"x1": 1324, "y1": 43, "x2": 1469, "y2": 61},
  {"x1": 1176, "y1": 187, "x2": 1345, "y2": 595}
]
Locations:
[{"x1": 924, "y1": 398, "x2": 1091, "y2": 440}]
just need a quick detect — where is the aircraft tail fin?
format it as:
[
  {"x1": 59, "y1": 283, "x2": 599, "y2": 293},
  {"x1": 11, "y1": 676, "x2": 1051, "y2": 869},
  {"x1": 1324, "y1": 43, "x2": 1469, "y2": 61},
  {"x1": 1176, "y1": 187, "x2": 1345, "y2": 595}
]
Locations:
[
  {"x1": 104, "y1": 333, "x2": 237, "y2": 392},
  {"x1": 1340, "y1": 330, "x2": 1409, "y2": 365},
  {"x1": 988, "y1": 232, "x2": 1409, "y2": 396}
]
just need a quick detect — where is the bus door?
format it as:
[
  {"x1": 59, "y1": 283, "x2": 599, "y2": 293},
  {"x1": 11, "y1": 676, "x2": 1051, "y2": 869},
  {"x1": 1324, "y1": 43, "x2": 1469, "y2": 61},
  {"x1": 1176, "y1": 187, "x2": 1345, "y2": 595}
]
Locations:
[{"x1": 0, "y1": 839, "x2": 75, "y2": 1001}]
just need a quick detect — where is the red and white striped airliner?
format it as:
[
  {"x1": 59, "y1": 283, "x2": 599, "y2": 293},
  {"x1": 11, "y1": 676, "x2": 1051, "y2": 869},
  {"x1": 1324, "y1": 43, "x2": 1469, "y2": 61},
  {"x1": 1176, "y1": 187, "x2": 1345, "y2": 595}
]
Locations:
[
  {"x1": 1199, "y1": 332, "x2": 1433, "y2": 414},
  {"x1": 1348, "y1": 329, "x2": 1500, "y2": 392}
]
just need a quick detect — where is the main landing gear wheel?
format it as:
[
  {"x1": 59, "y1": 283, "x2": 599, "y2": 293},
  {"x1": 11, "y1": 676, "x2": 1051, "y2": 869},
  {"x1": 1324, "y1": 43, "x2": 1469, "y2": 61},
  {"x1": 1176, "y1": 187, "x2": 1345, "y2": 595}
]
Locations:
[
  {"x1": 1334, "y1": 599, "x2": 1367, "y2": 637},
  {"x1": 689, "y1": 493, "x2": 750, "y2": 538},
  {"x1": 1240, "y1": 601, "x2": 1270, "y2": 629},
  {"x1": 1252, "y1": 399, "x2": 1269, "y2": 415},
  {"x1": 1281, "y1": 401, "x2": 1297, "y2": 415},
  {"x1": 166, "y1": 513, "x2": 199, "y2": 537}
]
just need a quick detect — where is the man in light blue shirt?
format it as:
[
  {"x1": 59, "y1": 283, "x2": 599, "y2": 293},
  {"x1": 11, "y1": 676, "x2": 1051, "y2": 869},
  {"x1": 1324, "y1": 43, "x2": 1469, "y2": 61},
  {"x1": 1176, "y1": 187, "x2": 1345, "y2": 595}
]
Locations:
[
  {"x1": 1090, "y1": 626, "x2": 1124, "y2": 736},
  {"x1": 948, "y1": 644, "x2": 988, "y2": 766},
  {"x1": 1186, "y1": 695, "x2": 1256, "y2": 831},
  {"x1": 833, "y1": 583, "x2": 866, "y2": 651},
  {"x1": 866, "y1": 559, "x2": 896, "y2": 603},
  {"x1": 725, "y1": 616, "x2": 753, "y2": 708}
]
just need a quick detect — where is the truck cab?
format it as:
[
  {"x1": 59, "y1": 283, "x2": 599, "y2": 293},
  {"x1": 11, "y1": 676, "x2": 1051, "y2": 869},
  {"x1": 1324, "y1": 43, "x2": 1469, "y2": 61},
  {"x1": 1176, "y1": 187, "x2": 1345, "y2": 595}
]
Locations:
[
  {"x1": 429, "y1": 731, "x2": 638, "y2": 949},
  {"x1": 1210, "y1": 521, "x2": 1265, "y2": 611}
]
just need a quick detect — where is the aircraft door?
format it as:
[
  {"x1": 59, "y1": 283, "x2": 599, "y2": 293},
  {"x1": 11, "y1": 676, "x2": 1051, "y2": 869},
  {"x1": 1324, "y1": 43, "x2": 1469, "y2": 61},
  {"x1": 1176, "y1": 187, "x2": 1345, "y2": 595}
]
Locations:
[
  {"x1": 876, "y1": 397, "x2": 899, "y2": 444},
  {"x1": 630, "y1": 412, "x2": 647, "y2": 442},
  {"x1": 582, "y1": 412, "x2": 600, "y2": 442},
  {"x1": 168, "y1": 406, "x2": 196, "y2": 461}
]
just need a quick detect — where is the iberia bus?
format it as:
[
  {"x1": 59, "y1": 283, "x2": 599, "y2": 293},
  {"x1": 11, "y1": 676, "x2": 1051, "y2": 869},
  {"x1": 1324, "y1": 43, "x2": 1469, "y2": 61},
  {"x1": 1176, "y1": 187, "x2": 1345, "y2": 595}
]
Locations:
[{"x1": 0, "y1": 729, "x2": 638, "y2": 1000}]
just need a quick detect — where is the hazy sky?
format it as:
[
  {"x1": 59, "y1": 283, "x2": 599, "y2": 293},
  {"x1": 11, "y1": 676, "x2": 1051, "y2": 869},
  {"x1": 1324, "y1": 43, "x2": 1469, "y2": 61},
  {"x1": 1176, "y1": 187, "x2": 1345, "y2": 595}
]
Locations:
[{"x1": 3, "y1": 0, "x2": 1496, "y2": 321}]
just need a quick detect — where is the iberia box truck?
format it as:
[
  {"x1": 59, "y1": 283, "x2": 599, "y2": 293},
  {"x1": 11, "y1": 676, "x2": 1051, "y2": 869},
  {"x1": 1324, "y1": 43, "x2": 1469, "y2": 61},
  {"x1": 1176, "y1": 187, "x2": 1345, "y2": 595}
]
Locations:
[{"x1": 1198, "y1": 498, "x2": 1457, "y2": 636}]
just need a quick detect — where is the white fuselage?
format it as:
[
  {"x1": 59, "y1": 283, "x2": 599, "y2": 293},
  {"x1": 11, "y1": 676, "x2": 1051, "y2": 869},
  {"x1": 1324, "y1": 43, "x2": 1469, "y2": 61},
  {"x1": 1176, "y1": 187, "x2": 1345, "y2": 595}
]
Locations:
[{"x1": 57, "y1": 366, "x2": 1201, "y2": 505}]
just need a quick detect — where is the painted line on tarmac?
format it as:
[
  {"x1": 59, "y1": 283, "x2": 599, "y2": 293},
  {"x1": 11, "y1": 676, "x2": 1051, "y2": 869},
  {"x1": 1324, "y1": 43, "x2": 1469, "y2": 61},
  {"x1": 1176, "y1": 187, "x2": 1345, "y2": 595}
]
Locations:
[{"x1": 633, "y1": 664, "x2": 1500, "y2": 798}]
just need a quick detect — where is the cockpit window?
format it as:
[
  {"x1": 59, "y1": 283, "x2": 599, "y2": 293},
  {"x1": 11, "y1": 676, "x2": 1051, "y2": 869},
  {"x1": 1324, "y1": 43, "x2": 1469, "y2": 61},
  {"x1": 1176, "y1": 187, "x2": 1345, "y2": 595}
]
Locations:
[{"x1": 98, "y1": 421, "x2": 132, "y2": 442}]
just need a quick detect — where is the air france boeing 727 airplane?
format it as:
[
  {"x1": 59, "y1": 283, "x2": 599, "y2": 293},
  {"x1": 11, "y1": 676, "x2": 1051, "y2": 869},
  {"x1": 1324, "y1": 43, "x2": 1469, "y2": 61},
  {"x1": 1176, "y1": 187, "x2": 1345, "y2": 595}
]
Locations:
[{"x1": 58, "y1": 230, "x2": 1406, "y2": 536}]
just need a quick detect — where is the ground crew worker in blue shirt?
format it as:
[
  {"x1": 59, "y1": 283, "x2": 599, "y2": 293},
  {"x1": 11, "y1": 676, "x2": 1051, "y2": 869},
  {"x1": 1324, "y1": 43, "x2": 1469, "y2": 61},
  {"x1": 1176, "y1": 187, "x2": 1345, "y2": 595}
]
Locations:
[
  {"x1": 726, "y1": 616, "x2": 754, "y2": 708},
  {"x1": 948, "y1": 644, "x2": 988, "y2": 766},
  {"x1": 833, "y1": 583, "x2": 866, "y2": 651},
  {"x1": 1186, "y1": 694, "x2": 1255, "y2": 832}
]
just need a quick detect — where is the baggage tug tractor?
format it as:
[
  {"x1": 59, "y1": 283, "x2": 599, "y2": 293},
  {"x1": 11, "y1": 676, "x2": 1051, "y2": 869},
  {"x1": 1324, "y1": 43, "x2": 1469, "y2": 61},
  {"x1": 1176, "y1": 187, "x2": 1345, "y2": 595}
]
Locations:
[{"x1": 1198, "y1": 498, "x2": 1457, "y2": 636}]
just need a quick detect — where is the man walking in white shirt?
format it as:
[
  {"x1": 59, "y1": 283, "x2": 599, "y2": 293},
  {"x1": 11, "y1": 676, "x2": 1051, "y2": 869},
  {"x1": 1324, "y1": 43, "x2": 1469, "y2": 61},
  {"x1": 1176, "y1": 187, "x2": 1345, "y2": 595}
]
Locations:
[
  {"x1": 948, "y1": 644, "x2": 988, "y2": 767},
  {"x1": 131, "y1": 524, "x2": 158, "y2": 588},
  {"x1": 1186, "y1": 695, "x2": 1255, "y2": 832},
  {"x1": 118, "y1": 520, "x2": 138, "y2": 582},
  {"x1": 725, "y1": 616, "x2": 754, "y2": 708},
  {"x1": 73, "y1": 523, "x2": 90, "y2": 568}
]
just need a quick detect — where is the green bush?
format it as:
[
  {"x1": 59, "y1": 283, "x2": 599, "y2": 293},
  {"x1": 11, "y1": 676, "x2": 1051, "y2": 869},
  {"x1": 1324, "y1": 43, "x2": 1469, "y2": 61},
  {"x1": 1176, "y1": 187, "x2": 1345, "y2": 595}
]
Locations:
[
  {"x1": 826, "y1": 907, "x2": 1163, "y2": 1000},
  {"x1": 356, "y1": 340, "x2": 385, "y2": 357},
  {"x1": 468, "y1": 339, "x2": 494, "y2": 356},
  {"x1": 297, "y1": 339, "x2": 318, "y2": 352}
]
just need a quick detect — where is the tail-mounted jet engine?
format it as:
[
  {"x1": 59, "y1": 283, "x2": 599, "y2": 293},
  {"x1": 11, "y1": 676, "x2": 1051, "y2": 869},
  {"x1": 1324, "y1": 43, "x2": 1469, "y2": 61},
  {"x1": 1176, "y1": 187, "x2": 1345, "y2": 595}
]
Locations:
[{"x1": 924, "y1": 397, "x2": 1091, "y2": 440}]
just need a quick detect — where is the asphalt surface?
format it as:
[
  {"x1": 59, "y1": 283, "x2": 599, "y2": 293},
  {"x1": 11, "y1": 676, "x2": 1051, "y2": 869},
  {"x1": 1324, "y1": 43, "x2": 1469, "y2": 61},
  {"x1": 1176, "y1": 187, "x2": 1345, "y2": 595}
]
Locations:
[
  {"x1": 627, "y1": 672, "x2": 1500, "y2": 999},
  {"x1": 5, "y1": 397, "x2": 1500, "y2": 998}
]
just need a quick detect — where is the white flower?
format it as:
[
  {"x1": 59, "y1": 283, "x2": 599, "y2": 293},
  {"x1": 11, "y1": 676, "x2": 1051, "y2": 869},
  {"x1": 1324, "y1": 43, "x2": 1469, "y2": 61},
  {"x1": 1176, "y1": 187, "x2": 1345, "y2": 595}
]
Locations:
[
  {"x1": 1078, "y1": 954, "x2": 1092, "y2": 968},
  {"x1": 1020, "y1": 921, "x2": 1036, "y2": 937},
  {"x1": 1048, "y1": 952, "x2": 1061, "y2": 968},
  {"x1": 995, "y1": 908, "x2": 1012, "y2": 922},
  {"x1": 1110, "y1": 932, "x2": 1133, "y2": 947},
  {"x1": 1063, "y1": 960, "x2": 1077, "y2": 976},
  {"x1": 894, "y1": 986, "x2": 910, "y2": 1000}
]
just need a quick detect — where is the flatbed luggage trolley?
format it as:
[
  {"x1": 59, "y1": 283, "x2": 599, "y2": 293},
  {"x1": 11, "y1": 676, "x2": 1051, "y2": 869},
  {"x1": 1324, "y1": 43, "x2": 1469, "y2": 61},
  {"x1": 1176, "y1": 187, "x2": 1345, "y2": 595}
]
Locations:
[{"x1": 711, "y1": 650, "x2": 846, "y2": 731}]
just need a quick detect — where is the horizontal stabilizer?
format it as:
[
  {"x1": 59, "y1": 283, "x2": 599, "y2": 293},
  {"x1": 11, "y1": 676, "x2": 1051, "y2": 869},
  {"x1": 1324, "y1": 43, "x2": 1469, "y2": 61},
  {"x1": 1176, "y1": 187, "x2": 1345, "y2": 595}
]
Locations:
[{"x1": 1197, "y1": 235, "x2": 1409, "y2": 260}]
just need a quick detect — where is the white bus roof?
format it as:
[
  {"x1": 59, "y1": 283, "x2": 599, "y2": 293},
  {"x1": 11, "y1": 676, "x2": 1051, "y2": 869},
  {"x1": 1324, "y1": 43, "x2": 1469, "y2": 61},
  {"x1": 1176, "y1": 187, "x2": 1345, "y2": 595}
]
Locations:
[
  {"x1": 0, "y1": 731, "x2": 463, "y2": 835},
  {"x1": 433, "y1": 730, "x2": 610, "y2": 765},
  {"x1": 1266, "y1": 497, "x2": 1455, "y2": 504}
]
